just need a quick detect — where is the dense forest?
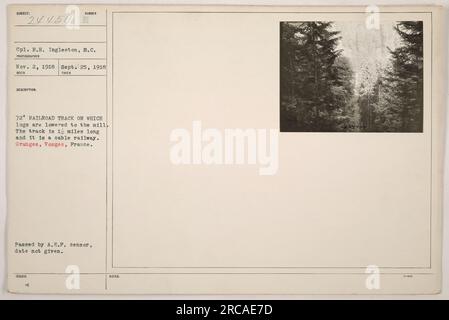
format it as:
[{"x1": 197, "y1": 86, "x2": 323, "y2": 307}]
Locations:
[{"x1": 280, "y1": 21, "x2": 423, "y2": 132}]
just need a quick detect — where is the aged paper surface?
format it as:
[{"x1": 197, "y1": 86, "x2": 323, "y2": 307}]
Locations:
[{"x1": 7, "y1": 5, "x2": 445, "y2": 294}]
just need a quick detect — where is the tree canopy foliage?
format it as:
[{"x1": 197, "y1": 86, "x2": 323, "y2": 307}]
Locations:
[{"x1": 280, "y1": 21, "x2": 423, "y2": 132}]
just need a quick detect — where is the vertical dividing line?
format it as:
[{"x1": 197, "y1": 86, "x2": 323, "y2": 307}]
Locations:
[
  {"x1": 105, "y1": 9, "x2": 108, "y2": 291},
  {"x1": 429, "y1": 12, "x2": 433, "y2": 269},
  {"x1": 111, "y1": 12, "x2": 114, "y2": 269}
]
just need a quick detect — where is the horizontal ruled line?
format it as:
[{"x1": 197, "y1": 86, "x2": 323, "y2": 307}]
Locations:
[
  {"x1": 15, "y1": 58, "x2": 106, "y2": 60},
  {"x1": 13, "y1": 272, "x2": 436, "y2": 275},
  {"x1": 14, "y1": 74, "x2": 106, "y2": 77},
  {"x1": 14, "y1": 24, "x2": 106, "y2": 27},
  {"x1": 14, "y1": 41, "x2": 106, "y2": 44}
]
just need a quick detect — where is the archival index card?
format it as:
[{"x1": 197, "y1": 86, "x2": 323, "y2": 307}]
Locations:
[{"x1": 7, "y1": 5, "x2": 446, "y2": 294}]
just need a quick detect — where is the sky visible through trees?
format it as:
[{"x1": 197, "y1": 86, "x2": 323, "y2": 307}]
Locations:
[{"x1": 280, "y1": 21, "x2": 423, "y2": 132}]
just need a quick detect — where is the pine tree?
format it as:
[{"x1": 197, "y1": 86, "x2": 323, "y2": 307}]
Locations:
[
  {"x1": 383, "y1": 21, "x2": 423, "y2": 132},
  {"x1": 358, "y1": 21, "x2": 423, "y2": 132},
  {"x1": 280, "y1": 22, "x2": 353, "y2": 132}
]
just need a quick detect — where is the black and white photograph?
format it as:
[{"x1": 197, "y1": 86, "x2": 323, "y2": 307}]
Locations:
[{"x1": 280, "y1": 21, "x2": 424, "y2": 132}]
